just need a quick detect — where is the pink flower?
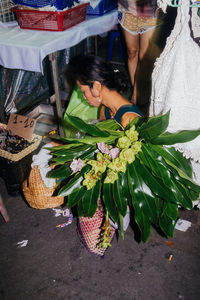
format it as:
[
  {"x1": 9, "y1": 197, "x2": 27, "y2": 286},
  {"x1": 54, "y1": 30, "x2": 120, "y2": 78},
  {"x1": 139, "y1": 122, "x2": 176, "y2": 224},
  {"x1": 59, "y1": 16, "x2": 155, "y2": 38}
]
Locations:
[
  {"x1": 70, "y1": 158, "x2": 85, "y2": 173},
  {"x1": 97, "y1": 142, "x2": 110, "y2": 155},
  {"x1": 109, "y1": 147, "x2": 120, "y2": 159}
]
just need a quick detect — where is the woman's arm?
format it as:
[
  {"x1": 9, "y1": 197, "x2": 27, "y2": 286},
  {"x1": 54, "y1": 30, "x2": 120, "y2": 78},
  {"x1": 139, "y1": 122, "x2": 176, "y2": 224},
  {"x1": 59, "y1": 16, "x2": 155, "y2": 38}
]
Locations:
[{"x1": 121, "y1": 112, "x2": 140, "y2": 128}]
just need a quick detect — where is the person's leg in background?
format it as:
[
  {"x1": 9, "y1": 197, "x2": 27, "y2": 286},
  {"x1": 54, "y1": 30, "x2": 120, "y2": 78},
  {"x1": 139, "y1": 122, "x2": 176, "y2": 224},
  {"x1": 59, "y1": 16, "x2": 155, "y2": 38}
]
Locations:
[
  {"x1": 134, "y1": 24, "x2": 162, "y2": 113},
  {"x1": 121, "y1": 27, "x2": 139, "y2": 104}
]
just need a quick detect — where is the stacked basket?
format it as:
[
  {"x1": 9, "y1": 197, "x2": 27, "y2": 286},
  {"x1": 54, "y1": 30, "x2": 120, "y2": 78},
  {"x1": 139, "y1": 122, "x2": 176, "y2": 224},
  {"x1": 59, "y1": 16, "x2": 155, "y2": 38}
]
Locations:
[
  {"x1": 0, "y1": 0, "x2": 16, "y2": 22},
  {"x1": 13, "y1": 0, "x2": 89, "y2": 31},
  {"x1": 0, "y1": 123, "x2": 42, "y2": 195}
]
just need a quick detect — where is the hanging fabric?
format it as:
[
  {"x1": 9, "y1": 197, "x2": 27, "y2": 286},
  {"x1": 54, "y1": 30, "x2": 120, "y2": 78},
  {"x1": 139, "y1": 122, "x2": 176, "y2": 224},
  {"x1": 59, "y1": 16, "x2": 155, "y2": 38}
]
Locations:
[{"x1": 150, "y1": 0, "x2": 200, "y2": 165}]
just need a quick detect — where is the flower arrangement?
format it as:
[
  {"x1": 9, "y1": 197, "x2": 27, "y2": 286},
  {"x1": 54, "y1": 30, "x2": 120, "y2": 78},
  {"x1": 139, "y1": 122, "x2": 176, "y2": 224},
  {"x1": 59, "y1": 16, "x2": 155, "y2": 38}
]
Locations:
[{"x1": 47, "y1": 111, "x2": 200, "y2": 246}]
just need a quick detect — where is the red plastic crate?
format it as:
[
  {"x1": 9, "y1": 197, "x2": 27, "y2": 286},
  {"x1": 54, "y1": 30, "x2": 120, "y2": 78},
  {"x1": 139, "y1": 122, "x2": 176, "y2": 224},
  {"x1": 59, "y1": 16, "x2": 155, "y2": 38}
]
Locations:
[{"x1": 14, "y1": 3, "x2": 89, "y2": 31}]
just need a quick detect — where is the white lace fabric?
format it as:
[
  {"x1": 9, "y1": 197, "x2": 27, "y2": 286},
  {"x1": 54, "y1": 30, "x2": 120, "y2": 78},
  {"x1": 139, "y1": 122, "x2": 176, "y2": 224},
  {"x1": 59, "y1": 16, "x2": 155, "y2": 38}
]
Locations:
[{"x1": 150, "y1": 0, "x2": 200, "y2": 164}]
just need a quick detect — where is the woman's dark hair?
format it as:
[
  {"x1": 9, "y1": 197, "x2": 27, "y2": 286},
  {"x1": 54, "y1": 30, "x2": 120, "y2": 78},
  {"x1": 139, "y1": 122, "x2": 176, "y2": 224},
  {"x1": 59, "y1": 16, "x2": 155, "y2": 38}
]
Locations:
[{"x1": 64, "y1": 54, "x2": 129, "y2": 93}]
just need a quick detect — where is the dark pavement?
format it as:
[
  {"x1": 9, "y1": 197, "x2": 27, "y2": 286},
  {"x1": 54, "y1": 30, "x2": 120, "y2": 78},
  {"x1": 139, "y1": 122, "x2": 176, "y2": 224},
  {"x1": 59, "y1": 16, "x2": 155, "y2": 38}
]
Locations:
[{"x1": 0, "y1": 176, "x2": 200, "y2": 300}]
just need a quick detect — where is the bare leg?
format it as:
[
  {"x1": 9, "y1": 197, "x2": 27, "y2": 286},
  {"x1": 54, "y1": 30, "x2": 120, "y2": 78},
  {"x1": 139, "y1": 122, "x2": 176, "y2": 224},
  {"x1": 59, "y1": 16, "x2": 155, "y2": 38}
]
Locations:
[
  {"x1": 134, "y1": 26, "x2": 161, "y2": 110},
  {"x1": 121, "y1": 27, "x2": 139, "y2": 103},
  {"x1": 0, "y1": 193, "x2": 9, "y2": 222}
]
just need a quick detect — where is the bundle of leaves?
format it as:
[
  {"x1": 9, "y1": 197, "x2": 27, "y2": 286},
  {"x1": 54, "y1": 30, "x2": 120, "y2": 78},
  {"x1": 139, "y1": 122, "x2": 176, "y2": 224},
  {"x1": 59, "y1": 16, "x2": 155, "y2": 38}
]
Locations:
[{"x1": 47, "y1": 111, "x2": 200, "y2": 242}]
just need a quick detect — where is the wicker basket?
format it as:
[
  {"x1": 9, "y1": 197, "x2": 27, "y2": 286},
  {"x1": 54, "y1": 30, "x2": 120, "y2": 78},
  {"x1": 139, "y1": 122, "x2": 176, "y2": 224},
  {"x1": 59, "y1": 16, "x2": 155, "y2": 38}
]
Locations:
[
  {"x1": 0, "y1": 0, "x2": 16, "y2": 22},
  {"x1": 0, "y1": 123, "x2": 42, "y2": 195},
  {"x1": 22, "y1": 165, "x2": 64, "y2": 209},
  {"x1": 0, "y1": 123, "x2": 42, "y2": 162}
]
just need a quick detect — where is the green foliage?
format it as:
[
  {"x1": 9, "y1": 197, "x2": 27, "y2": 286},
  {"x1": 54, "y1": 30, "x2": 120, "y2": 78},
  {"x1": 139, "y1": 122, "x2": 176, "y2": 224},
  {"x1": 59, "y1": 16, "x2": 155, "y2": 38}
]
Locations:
[{"x1": 49, "y1": 112, "x2": 200, "y2": 243}]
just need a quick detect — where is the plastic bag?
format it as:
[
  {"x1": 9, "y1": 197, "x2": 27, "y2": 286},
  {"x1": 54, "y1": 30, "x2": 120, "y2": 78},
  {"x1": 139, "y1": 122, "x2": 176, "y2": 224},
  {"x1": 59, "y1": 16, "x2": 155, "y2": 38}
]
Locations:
[{"x1": 63, "y1": 84, "x2": 99, "y2": 137}]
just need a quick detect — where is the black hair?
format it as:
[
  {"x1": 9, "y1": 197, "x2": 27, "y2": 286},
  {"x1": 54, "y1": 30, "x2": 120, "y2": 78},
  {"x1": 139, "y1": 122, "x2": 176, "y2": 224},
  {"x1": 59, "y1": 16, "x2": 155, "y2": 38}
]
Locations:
[{"x1": 64, "y1": 54, "x2": 129, "y2": 94}]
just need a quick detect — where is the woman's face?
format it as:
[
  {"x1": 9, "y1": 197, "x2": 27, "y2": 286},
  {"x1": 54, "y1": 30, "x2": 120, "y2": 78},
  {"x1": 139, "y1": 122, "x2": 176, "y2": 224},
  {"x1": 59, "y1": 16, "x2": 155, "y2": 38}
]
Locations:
[{"x1": 77, "y1": 81, "x2": 101, "y2": 107}]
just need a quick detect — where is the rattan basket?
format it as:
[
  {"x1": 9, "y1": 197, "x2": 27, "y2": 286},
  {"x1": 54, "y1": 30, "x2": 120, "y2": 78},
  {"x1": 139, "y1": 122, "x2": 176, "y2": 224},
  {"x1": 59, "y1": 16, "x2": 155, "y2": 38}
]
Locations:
[
  {"x1": 22, "y1": 165, "x2": 64, "y2": 209},
  {"x1": 0, "y1": 123, "x2": 42, "y2": 162}
]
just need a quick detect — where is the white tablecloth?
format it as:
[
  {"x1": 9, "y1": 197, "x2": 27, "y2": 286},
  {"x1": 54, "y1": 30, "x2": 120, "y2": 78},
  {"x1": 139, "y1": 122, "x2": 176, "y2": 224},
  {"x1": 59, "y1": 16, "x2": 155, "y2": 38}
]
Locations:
[{"x1": 0, "y1": 10, "x2": 118, "y2": 73}]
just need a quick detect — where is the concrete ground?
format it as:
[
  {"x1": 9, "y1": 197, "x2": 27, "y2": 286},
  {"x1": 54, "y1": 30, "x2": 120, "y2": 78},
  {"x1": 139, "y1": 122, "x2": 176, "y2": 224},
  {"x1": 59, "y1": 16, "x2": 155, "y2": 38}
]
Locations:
[{"x1": 0, "y1": 176, "x2": 200, "y2": 300}]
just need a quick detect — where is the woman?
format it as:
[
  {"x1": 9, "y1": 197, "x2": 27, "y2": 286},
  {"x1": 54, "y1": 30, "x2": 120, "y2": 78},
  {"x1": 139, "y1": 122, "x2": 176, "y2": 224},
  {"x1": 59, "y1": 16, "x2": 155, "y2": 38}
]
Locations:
[
  {"x1": 64, "y1": 54, "x2": 142, "y2": 256},
  {"x1": 64, "y1": 54, "x2": 143, "y2": 128},
  {"x1": 118, "y1": 0, "x2": 163, "y2": 105}
]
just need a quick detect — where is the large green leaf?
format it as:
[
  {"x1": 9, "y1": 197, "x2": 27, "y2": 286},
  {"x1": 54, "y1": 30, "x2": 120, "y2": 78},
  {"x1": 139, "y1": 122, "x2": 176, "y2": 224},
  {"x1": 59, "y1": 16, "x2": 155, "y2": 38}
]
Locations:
[
  {"x1": 113, "y1": 177, "x2": 127, "y2": 217},
  {"x1": 58, "y1": 173, "x2": 83, "y2": 197},
  {"x1": 151, "y1": 129, "x2": 200, "y2": 145},
  {"x1": 50, "y1": 144, "x2": 91, "y2": 156},
  {"x1": 140, "y1": 144, "x2": 175, "y2": 187},
  {"x1": 150, "y1": 144, "x2": 193, "y2": 179},
  {"x1": 81, "y1": 180, "x2": 100, "y2": 217},
  {"x1": 169, "y1": 173, "x2": 194, "y2": 209},
  {"x1": 51, "y1": 146, "x2": 95, "y2": 163},
  {"x1": 159, "y1": 212, "x2": 176, "y2": 237},
  {"x1": 130, "y1": 158, "x2": 177, "y2": 204},
  {"x1": 137, "y1": 111, "x2": 170, "y2": 141},
  {"x1": 68, "y1": 186, "x2": 86, "y2": 207},
  {"x1": 138, "y1": 147, "x2": 194, "y2": 209},
  {"x1": 52, "y1": 135, "x2": 118, "y2": 145},
  {"x1": 96, "y1": 119, "x2": 123, "y2": 131},
  {"x1": 58, "y1": 165, "x2": 90, "y2": 196},
  {"x1": 119, "y1": 214, "x2": 125, "y2": 240},
  {"x1": 77, "y1": 199, "x2": 85, "y2": 216},
  {"x1": 125, "y1": 116, "x2": 145, "y2": 130},
  {"x1": 46, "y1": 143, "x2": 83, "y2": 152},
  {"x1": 47, "y1": 164, "x2": 71, "y2": 179},
  {"x1": 65, "y1": 114, "x2": 110, "y2": 137},
  {"x1": 103, "y1": 183, "x2": 118, "y2": 223},
  {"x1": 133, "y1": 200, "x2": 151, "y2": 242},
  {"x1": 127, "y1": 163, "x2": 159, "y2": 225},
  {"x1": 164, "y1": 202, "x2": 178, "y2": 220}
]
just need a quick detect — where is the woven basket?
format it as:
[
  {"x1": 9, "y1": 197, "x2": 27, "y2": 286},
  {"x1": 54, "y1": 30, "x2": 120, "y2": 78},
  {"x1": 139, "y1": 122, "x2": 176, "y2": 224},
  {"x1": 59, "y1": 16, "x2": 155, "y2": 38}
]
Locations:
[
  {"x1": 78, "y1": 206, "x2": 115, "y2": 257},
  {"x1": 0, "y1": 0, "x2": 16, "y2": 22},
  {"x1": 0, "y1": 123, "x2": 42, "y2": 162},
  {"x1": 22, "y1": 165, "x2": 64, "y2": 209}
]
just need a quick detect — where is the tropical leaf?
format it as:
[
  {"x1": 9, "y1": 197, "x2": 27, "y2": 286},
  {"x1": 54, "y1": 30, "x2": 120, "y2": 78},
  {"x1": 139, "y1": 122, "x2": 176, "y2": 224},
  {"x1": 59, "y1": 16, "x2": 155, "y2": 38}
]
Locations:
[
  {"x1": 129, "y1": 158, "x2": 177, "y2": 205},
  {"x1": 164, "y1": 202, "x2": 178, "y2": 220},
  {"x1": 133, "y1": 200, "x2": 151, "y2": 242},
  {"x1": 138, "y1": 148, "x2": 194, "y2": 209},
  {"x1": 77, "y1": 199, "x2": 85, "y2": 216},
  {"x1": 127, "y1": 162, "x2": 159, "y2": 225},
  {"x1": 103, "y1": 183, "x2": 118, "y2": 223},
  {"x1": 81, "y1": 180, "x2": 100, "y2": 217},
  {"x1": 52, "y1": 135, "x2": 118, "y2": 145},
  {"x1": 47, "y1": 164, "x2": 71, "y2": 179},
  {"x1": 119, "y1": 214, "x2": 125, "y2": 240},
  {"x1": 45, "y1": 143, "x2": 83, "y2": 151},
  {"x1": 113, "y1": 177, "x2": 127, "y2": 217},
  {"x1": 51, "y1": 146, "x2": 95, "y2": 163},
  {"x1": 150, "y1": 144, "x2": 193, "y2": 178},
  {"x1": 137, "y1": 111, "x2": 170, "y2": 140},
  {"x1": 159, "y1": 212, "x2": 176, "y2": 237},
  {"x1": 151, "y1": 129, "x2": 200, "y2": 145},
  {"x1": 50, "y1": 144, "x2": 91, "y2": 156},
  {"x1": 126, "y1": 116, "x2": 145, "y2": 130},
  {"x1": 96, "y1": 119, "x2": 123, "y2": 131},
  {"x1": 65, "y1": 114, "x2": 110, "y2": 137},
  {"x1": 140, "y1": 144, "x2": 174, "y2": 187},
  {"x1": 68, "y1": 186, "x2": 86, "y2": 207},
  {"x1": 58, "y1": 173, "x2": 83, "y2": 197}
]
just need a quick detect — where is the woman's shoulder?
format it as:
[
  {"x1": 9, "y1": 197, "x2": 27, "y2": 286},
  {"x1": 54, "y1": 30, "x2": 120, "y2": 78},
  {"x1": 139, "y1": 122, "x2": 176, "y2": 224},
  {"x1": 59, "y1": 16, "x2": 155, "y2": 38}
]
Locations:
[
  {"x1": 120, "y1": 111, "x2": 140, "y2": 128},
  {"x1": 115, "y1": 104, "x2": 142, "y2": 122}
]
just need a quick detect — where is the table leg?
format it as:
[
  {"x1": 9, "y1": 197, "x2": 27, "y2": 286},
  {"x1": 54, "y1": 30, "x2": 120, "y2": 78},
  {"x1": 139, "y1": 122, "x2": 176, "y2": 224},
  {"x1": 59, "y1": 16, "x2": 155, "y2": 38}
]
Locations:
[{"x1": 49, "y1": 52, "x2": 64, "y2": 137}]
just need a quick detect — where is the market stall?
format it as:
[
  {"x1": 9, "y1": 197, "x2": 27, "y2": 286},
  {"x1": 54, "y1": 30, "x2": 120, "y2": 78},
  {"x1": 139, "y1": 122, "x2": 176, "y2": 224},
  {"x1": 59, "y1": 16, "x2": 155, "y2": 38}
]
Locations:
[{"x1": 0, "y1": 4, "x2": 118, "y2": 134}]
